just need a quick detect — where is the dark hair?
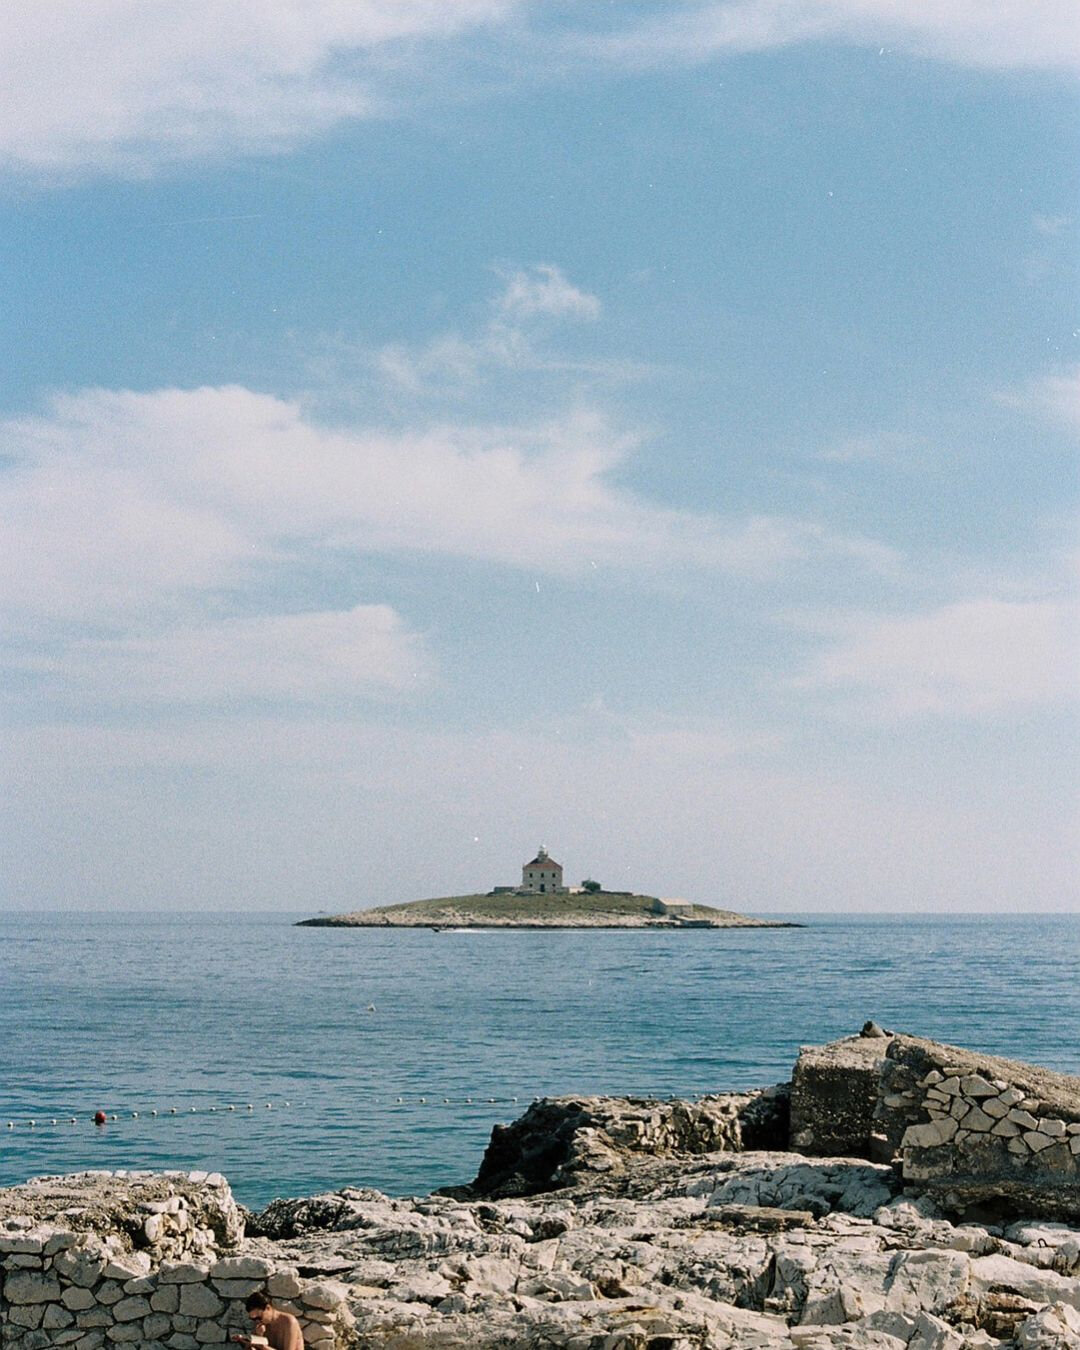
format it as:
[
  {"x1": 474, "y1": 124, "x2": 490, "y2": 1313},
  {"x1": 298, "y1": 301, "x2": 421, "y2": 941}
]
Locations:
[{"x1": 245, "y1": 1292, "x2": 271, "y2": 1312}]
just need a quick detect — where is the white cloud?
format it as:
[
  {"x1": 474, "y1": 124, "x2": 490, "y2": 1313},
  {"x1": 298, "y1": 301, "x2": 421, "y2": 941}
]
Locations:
[
  {"x1": 587, "y1": 1, "x2": 1080, "y2": 74},
  {"x1": 0, "y1": 383, "x2": 897, "y2": 634},
  {"x1": 0, "y1": 380, "x2": 903, "y2": 719},
  {"x1": 0, "y1": 0, "x2": 512, "y2": 175},
  {"x1": 5, "y1": 2, "x2": 1073, "y2": 182},
  {"x1": 998, "y1": 365, "x2": 1080, "y2": 433},
  {"x1": 1033, "y1": 214, "x2": 1073, "y2": 237},
  {"x1": 791, "y1": 595, "x2": 1080, "y2": 718},
  {"x1": 16, "y1": 606, "x2": 427, "y2": 706},
  {"x1": 371, "y1": 264, "x2": 615, "y2": 397},
  {"x1": 375, "y1": 334, "x2": 491, "y2": 395},
  {"x1": 494, "y1": 264, "x2": 601, "y2": 321}
]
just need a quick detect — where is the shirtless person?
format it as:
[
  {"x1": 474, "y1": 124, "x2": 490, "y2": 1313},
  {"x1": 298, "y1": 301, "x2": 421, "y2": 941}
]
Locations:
[{"x1": 231, "y1": 1291, "x2": 304, "y2": 1350}]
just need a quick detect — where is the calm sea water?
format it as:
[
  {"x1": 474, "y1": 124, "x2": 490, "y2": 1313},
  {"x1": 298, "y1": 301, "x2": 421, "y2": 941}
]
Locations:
[{"x1": 1, "y1": 911, "x2": 1077, "y2": 1209}]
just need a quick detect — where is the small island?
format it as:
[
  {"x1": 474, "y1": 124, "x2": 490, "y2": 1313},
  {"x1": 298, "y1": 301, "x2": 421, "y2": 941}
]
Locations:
[{"x1": 298, "y1": 846, "x2": 799, "y2": 929}]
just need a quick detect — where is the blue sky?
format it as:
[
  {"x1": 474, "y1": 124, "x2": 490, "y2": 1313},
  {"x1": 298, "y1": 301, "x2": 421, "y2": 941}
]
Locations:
[{"x1": 2, "y1": 1, "x2": 1078, "y2": 912}]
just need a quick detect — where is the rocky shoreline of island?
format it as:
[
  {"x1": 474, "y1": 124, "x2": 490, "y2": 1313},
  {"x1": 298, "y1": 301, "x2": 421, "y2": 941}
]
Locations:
[
  {"x1": 297, "y1": 890, "x2": 801, "y2": 930},
  {"x1": 3, "y1": 1027, "x2": 1080, "y2": 1348}
]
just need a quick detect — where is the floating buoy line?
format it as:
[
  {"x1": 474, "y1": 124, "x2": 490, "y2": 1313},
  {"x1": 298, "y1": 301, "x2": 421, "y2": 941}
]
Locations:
[
  {"x1": 1, "y1": 1093, "x2": 554, "y2": 1133},
  {"x1": 3, "y1": 1088, "x2": 701, "y2": 1134}
]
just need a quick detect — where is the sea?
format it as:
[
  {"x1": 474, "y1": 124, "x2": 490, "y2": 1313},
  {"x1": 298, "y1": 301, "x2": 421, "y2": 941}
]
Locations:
[{"x1": 1, "y1": 910, "x2": 1078, "y2": 1211}]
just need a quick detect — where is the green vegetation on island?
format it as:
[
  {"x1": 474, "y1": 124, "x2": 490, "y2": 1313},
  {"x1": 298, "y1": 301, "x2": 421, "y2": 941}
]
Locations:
[{"x1": 296, "y1": 890, "x2": 799, "y2": 929}]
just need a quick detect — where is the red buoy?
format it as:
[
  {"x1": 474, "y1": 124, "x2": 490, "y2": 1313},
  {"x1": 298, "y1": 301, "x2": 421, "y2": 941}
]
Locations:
[{"x1": 93, "y1": 1110, "x2": 106, "y2": 1126}]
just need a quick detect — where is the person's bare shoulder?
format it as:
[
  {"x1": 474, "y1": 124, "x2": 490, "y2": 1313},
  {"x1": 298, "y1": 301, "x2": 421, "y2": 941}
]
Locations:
[{"x1": 281, "y1": 1312, "x2": 304, "y2": 1350}]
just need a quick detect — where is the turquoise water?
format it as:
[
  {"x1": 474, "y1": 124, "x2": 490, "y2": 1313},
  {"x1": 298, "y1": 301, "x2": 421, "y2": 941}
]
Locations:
[{"x1": 1, "y1": 911, "x2": 1077, "y2": 1209}]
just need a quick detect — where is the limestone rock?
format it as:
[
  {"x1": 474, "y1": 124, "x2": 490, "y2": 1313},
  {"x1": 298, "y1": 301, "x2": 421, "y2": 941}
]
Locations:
[
  {"x1": 450, "y1": 1088, "x2": 790, "y2": 1200},
  {"x1": 790, "y1": 1036, "x2": 888, "y2": 1158},
  {"x1": 1014, "y1": 1301, "x2": 1080, "y2": 1348},
  {"x1": 5, "y1": 1030, "x2": 1080, "y2": 1349}
]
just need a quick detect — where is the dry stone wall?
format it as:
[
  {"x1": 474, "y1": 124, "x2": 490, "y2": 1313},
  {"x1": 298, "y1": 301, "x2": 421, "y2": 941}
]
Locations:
[
  {"x1": 0, "y1": 1172, "x2": 355, "y2": 1350},
  {"x1": 746, "y1": 1029, "x2": 1080, "y2": 1223},
  {"x1": 877, "y1": 1036, "x2": 1080, "y2": 1220}
]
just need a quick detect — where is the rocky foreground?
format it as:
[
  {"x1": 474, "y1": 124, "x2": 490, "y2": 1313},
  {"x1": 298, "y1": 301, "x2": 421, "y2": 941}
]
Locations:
[
  {"x1": 246, "y1": 1153, "x2": 1080, "y2": 1349},
  {"x1": 3, "y1": 1029, "x2": 1080, "y2": 1349}
]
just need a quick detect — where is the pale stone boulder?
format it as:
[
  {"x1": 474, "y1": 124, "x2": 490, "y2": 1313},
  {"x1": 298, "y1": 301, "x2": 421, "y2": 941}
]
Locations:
[{"x1": 1014, "y1": 1301, "x2": 1080, "y2": 1347}]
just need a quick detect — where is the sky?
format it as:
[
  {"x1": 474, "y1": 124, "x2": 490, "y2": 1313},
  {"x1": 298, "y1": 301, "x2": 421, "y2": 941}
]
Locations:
[{"x1": 1, "y1": 1, "x2": 1078, "y2": 914}]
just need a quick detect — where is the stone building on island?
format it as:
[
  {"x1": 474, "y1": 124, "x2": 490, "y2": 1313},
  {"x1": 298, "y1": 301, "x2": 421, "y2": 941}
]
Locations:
[
  {"x1": 520, "y1": 846, "x2": 565, "y2": 894},
  {"x1": 490, "y1": 847, "x2": 571, "y2": 897}
]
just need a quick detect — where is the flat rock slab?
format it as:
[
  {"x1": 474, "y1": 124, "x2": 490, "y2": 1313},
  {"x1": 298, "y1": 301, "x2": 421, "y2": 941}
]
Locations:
[{"x1": 705, "y1": 1203, "x2": 819, "y2": 1232}]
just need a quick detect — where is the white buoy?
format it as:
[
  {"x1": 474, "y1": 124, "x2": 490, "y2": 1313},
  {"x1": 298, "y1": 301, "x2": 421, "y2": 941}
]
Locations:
[
  {"x1": 169, "y1": 1107, "x2": 177, "y2": 1115},
  {"x1": 227, "y1": 1105, "x2": 235, "y2": 1112},
  {"x1": 367, "y1": 1004, "x2": 376, "y2": 1012},
  {"x1": 132, "y1": 1112, "x2": 139, "y2": 1119},
  {"x1": 247, "y1": 1104, "x2": 253, "y2": 1111},
  {"x1": 151, "y1": 1109, "x2": 158, "y2": 1117}
]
